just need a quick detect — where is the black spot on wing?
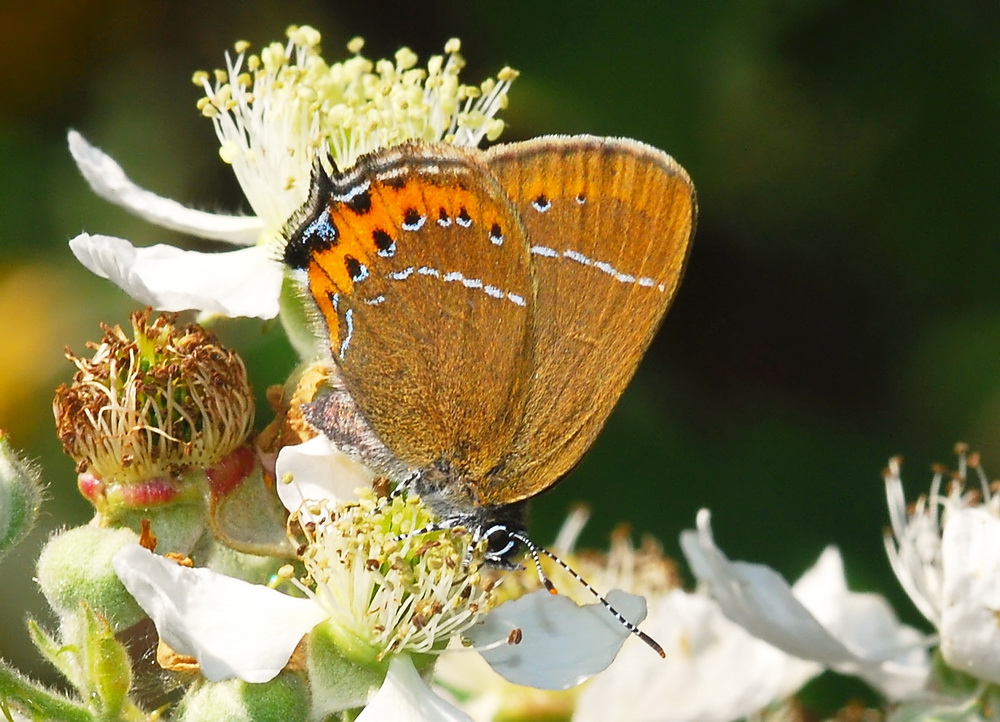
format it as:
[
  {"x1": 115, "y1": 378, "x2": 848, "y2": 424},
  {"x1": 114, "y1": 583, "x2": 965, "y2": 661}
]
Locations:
[
  {"x1": 345, "y1": 188, "x2": 372, "y2": 215},
  {"x1": 344, "y1": 255, "x2": 368, "y2": 282},
  {"x1": 373, "y1": 228, "x2": 396, "y2": 257}
]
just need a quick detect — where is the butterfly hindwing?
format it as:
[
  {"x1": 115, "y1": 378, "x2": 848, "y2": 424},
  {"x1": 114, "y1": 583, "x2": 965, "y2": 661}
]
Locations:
[{"x1": 479, "y1": 135, "x2": 696, "y2": 503}]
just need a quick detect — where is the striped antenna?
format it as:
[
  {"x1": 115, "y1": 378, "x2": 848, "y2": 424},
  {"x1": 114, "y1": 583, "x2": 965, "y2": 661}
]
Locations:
[{"x1": 509, "y1": 530, "x2": 666, "y2": 658}]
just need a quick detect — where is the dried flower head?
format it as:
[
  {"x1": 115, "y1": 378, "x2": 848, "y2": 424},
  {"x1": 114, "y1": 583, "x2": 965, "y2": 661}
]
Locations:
[{"x1": 54, "y1": 310, "x2": 254, "y2": 483}]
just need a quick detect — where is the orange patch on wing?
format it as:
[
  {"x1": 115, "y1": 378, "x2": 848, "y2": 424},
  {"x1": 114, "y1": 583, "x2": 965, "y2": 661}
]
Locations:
[{"x1": 300, "y1": 174, "x2": 507, "y2": 354}]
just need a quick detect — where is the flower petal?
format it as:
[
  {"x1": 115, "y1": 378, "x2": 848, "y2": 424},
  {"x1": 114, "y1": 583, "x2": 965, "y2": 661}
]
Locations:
[
  {"x1": 68, "y1": 131, "x2": 263, "y2": 245},
  {"x1": 70, "y1": 233, "x2": 282, "y2": 319},
  {"x1": 468, "y1": 589, "x2": 642, "y2": 690},
  {"x1": 681, "y1": 510, "x2": 929, "y2": 699},
  {"x1": 681, "y1": 512, "x2": 853, "y2": 660},
  {"x1": 359, "y1": 655, "x2": 473, "y2": 722},
  {"x1": 431, "y1": 651, "x2": 508, "y2": 721},
  {"x1": 940, "y1": 507, "x2": 1000, "y2": 685},
  {"x1": 113, "y1": 545, "x2": 327, "y2": 683},
  {"x1": 274, "y1": 436, "x2": 376, "y2": 517},
  {"x1": 575, "y1": 590, "x2": 821, "y2": 722},
  {"x1": 792, "y1": 546, "x2": 930, "y2": 699}
]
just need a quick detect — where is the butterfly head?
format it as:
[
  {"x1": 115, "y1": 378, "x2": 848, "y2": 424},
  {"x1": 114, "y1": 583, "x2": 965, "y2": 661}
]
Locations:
[{"x1": 406, "y1": 470, "x2": 530, "y2": 570}]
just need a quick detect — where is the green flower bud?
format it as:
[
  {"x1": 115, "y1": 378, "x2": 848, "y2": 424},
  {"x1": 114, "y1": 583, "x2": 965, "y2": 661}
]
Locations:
[
  {"x1": 0, "y1": 431, "x2": 43, "y2": 560},
  {"x1": 175, "y1": 673, "x2": 309, "y2": 722},
  {"x1": 36, "y1": 526, "x2": 144, "y2": 630}
]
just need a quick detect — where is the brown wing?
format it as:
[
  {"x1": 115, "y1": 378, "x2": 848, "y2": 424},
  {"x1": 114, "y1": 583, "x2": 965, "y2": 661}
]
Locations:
[
  {"x1": 478, "y1": 135, "x2": 696, "y2": 503},
  {"x1": 286, "y1": 141, "x2": 536, "y2": 481}
]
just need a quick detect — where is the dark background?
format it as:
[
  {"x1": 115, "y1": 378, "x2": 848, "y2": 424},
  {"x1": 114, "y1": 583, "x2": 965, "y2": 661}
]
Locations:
[{"x1": 2, "y1": 0, "x2": 998, "y2": 712}]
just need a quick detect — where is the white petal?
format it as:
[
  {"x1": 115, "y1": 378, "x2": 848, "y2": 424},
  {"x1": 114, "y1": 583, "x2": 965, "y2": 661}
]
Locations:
[
  {"x1": 681, "y1": 510, "x2": 928, "y2": 700},
  {"x1": 70, "y1": 233, "x2": 282, "y2": 319},
  {"x1": 940, "y1": 507, "x2": 1000, "y2": 684},
  {"x1": 681, "y1": 512, "x2": 854, "y2": 663},
  {"x1": 68, "y1": 131, "x2": 263, "y2": 245},
  {"x1": 432, "y1": 651, "x2": 506, "y2": 721},
  {"x1": 113, "y1": 545, "x2": 328, "y2": 683},
  {"x1": 574, "y1": 590, "x2": 821, "y2": 722},
  {"x1": 469, "y1": 589, "x2": 641, "y2": 690},
  {"x1": 274, "y1": 436, "x2": 376, "y2": 517},
  {"x1": 793, "y1": 547, "x2": 930, "y2": 699},
  {"x1": 359, "y1": 655, "x2": 473, "y2": 722}
]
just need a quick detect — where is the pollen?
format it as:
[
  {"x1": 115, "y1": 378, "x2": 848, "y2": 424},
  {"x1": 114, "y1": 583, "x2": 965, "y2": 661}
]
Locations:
[{"x1": 290, "y1": 490, "x2": 497, "y2": 658}]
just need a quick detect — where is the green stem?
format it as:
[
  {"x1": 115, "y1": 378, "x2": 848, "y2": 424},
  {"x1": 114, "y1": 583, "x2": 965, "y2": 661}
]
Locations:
[{"x1": 0, "y1": 660, "x2": 91, "y2": 722}]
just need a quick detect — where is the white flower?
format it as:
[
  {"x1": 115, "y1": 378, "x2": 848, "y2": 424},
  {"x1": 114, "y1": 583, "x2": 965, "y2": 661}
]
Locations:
[
  {"x1": 114, "y1": 437, "x2": 637, "y2": 718},
  {"x1": 574, "y1": 589, "x2": 821, "y2": 722},
  {"x1": 112, "y1": 544, "x2": 327, "y2": 684},
  {"x1": 464, "y1": 587, "x2": 648, "y2": 690},
  {"x1": 940, "y1": 506, "x2": 1000, "y2": 684},
  {"x1": 681, "y1": 509, "x2": 930, "y2": 701},
  {"x1": 572, "y1": 517, "x2": 823, "y2": 722},
  {"x1": 885, "y1": 450, "x2": 1000, "y2": 685},
  {"x1": 70, "y1": 27, "x2": 517, "y2": 321},
  {"x1": 436, "y1": 509, "x2": 820, "y2": 722}
]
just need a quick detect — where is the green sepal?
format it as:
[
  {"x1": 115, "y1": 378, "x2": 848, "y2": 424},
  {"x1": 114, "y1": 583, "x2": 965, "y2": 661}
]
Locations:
[
  {"x1": 885, "y1": 650, "x2": 1000, "y2": 721},
  {"x1": 929, "y1": 647, "x2": 983, "y2": 697},
  {"x1": 79, "y1": 602, "x2": 132, "y2": 719},
  {"x1": 279, "y1": 275, "x2": 321, "y2": 361},
  {"x1": 0, "y1": 657, "x2": 90, "y2": 722},
  {"x1": 307, "y1": 620, "x2": 388, "y2": 718},
  {"x1": 29, "y1": 605, "x2": 148, "y2": 722},
  {"x1": 27, "y1": 617, "x2": 80, "y2": 689},
  {"x1": 206, "y1": 458, "x2": 294, "y2": 559}
]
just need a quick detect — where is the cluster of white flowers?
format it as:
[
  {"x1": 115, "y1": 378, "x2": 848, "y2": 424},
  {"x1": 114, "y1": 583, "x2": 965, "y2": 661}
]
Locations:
[{"x1": 35, "y1": 22, "x2": 1000, "y2": 722}]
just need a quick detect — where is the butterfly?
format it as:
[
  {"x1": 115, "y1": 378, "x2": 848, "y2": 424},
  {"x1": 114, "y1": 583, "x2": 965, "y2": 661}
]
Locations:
[{"x1": 283, "y1": 134, "x2": 695, "y2": 652}]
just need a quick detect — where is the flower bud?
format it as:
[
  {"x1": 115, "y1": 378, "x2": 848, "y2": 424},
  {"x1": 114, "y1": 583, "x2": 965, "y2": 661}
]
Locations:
[
  {"x1": 0, "y1": 431, "x2": 43, "y2": 560},
  {"x1": 175, "y1": 674, "x2": 309, "y2": 722},
  {"x1": 36, "y1": 526, "x2": 144, "y2": 630}
]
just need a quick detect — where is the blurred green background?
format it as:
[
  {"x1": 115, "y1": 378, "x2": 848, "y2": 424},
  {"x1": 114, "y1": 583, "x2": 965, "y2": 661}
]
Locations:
[{"x1": 2, "y1": 0, "x2": 998, "y2": 712}]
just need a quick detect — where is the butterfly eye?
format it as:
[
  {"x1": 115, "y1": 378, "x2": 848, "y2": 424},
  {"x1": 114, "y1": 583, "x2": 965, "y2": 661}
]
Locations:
[{"x1": 480, "y1": 525, "x2": 520, "y2": 565}]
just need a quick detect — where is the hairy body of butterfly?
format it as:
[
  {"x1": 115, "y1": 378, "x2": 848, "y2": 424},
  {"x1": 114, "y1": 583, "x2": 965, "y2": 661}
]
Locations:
[{"x1": 283, "y1": 134, "x2": 696, "y2": 570}]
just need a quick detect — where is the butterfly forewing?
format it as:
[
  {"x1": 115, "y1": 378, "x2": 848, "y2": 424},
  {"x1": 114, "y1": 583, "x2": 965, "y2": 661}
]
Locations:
[
  {"x1": 290, "y1": 141, "x2": 537, "y2": 478},
  {"x1": 480, "y1": 135, "x2": 696, "y2": 503}
]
